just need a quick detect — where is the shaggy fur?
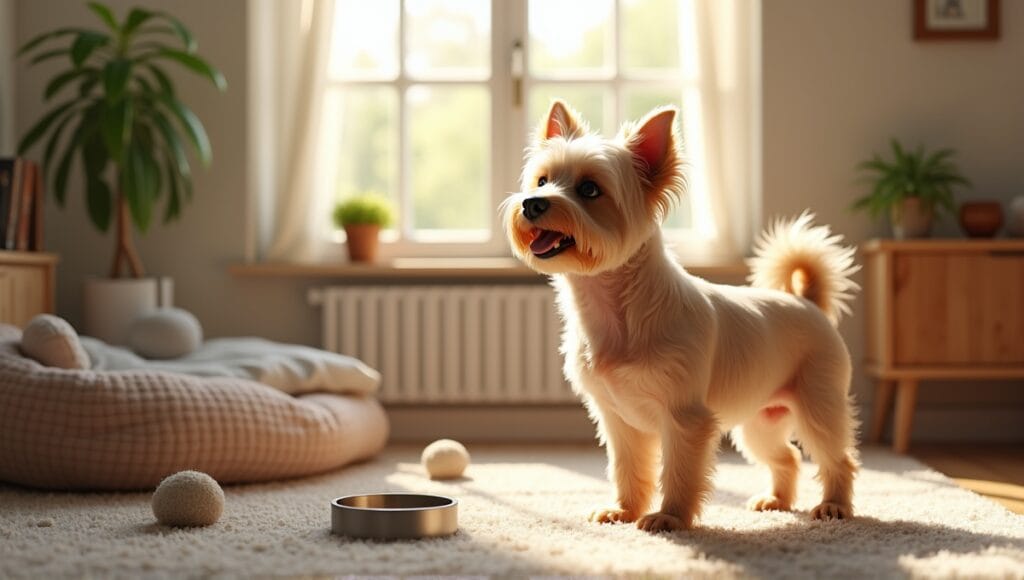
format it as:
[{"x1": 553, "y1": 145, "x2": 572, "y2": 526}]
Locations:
[{"x1": 502, "y1": 100, "x2": 861, "y2": 532}]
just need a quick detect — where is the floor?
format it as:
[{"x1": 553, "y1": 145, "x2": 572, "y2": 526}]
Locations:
[
  {"x1": 2, "y1": 446, "x2": 1022, "y2": 577},
  {"x1": 912, "y1": 443, "x2": 1024, "y2": 515}
]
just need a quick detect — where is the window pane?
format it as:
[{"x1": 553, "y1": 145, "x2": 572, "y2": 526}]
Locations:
[
  {"x1": 325, "y1": 87, "x2": 399, "y2": 217},
  {"x1": 623, "y1": 87, "x2": 682, "y2": 123},
  {"x1": 529, "y1": 85, "x2": 607, "y2": 135},
  {"x1": 408, "y1": 85, "x2": 490, "y2": 236},
  {"x1": 529, "y1": 0, "x2": 613, "y2": 77},
  {"x1": 624, "y1": 87, "x2": 690, "y2": 228},
  {"x1": 405, "y1": 0, "x2": 490, "y2": 79},
  {"x1": 330, "y1": 0, "x2": 399, "y2": 80},
  {"x1": 621, "y1": 0, "x2": 681, "y2": 73}
]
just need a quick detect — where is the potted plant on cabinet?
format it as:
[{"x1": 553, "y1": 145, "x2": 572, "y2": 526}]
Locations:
[
  {"x1": 332, "y1": 194, "x2": 395, "y2": 263},
  {"x1": 18, "y1": 2, "x2": 225, "y2": 342},
  {"x1": 852, "y1": 139, "x2": 969, "y2": 239}
]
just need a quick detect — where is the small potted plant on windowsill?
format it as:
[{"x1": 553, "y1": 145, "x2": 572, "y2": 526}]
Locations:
[
  {"x1": 852, "y1": 139, "x2": 969, "y2": 239},
  {"x1": 333, "y1": 194, "x2": 394, "y2": 263}
]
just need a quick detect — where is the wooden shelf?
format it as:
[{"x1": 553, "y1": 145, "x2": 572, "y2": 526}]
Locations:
[
  {"x1": 229, "y1": 258, "x2": 750, "y2": 281},
  {"x1": 862, "y1": 238, "x2": 1024, "y2": 453},
  {"x1": 0, "y1": 250, "x2": 57, "y2": 327},
  {"x1": 865, "y1": 362, "x2": 1024, "y2": 380},
  {"x1": 0, "y1": 249, "x2": 59, "y2": 266},
  {"x1": 862, "y1": 238, "x2": 1024, "y2": 254}
]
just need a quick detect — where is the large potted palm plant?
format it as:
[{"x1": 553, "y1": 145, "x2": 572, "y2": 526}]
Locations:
[{"x1": 18, "y1": 2, "x2": 225, "y2": 342}]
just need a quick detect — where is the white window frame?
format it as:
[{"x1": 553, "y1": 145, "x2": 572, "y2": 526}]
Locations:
[{"x1": 326, "y1": 0, "x2": 706, "y2": 260}]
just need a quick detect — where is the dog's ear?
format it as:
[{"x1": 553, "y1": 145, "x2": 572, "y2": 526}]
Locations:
[
  {"x1": 541, "y1": 100, "x2": 585, "y2": 140},
  {"x1": 628, "y1": 107, "x2": 678, "y2": 178},
  {"x1": 626, "y1": 106, "x2": 684, "y2": 215}
]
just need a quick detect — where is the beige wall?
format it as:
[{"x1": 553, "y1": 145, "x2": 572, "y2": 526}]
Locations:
[
  {"x1": 763, "y1": 0, "x2": 1024, "y2": 441},
  {"x1": 14, "y1": 0, "x2": 1024, "y2": 441}
]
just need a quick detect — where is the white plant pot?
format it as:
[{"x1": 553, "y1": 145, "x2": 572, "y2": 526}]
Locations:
[{"x1": 83, "y1": 277, "x2": 173, "y2": 345}]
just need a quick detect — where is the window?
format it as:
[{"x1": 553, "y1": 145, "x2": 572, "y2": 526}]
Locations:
[{"x1": 321, "y1": 0, "x2": 712, "y2": 256}]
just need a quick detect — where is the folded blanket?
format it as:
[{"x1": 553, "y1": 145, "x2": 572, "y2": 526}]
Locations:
[{"x1": 82, "y1": 336, "x2": 381, "y2": 396}]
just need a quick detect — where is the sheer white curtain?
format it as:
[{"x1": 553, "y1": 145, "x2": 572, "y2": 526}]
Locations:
[
  {"x1": 248, "y1": 0, "x2": 336, "y2": 262},
  {"x1": 681, "y1": 0, "x2": 760, "y2": 259}
]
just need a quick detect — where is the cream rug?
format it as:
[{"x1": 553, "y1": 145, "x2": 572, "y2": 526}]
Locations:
[{"x1": 1, "y1": 445, "x2": 1023, "y2": 578}]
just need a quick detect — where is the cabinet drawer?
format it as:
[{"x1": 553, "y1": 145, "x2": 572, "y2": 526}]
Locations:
[
  {"x1": 0, "y1": 264, "x2": 48, "y2": 327},
  {"x1": 894, "y1": 252, "x2": 1024, "y2": 365}
]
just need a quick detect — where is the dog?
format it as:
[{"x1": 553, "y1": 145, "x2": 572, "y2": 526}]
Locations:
[{"x1": 502, "y1": 100, "x2": 860, "y2": 533}]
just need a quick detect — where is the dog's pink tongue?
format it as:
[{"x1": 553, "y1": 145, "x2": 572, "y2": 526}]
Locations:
[{"x1": 530, "y1": 230, "x2": 562, "y2": 254}]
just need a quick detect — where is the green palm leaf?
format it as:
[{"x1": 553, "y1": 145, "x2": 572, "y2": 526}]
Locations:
[
  {"x1": 158, "y1": 94, "x2": 212, "y2": 165},
  {"x1": 87, "y1": 2, "x2": 119, "y2": 31},
  {"x1": 17, "y1": 99, "x2": 81, "y2": 154},
  {"x1": 44, "y1": 67, "x2": 98, "y2": 100},
  {"x1": 71, "y1": 31, "x2": 109, "y2": 67},
  {"x1": 145, "y1": 49, "x2": 226, "y2": 90}
]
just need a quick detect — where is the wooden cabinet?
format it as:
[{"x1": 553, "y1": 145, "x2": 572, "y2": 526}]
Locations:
[
  {"x1": 0, "y1": 250, "x2": 58, "y2": 328},
  {"x1": 863, "y1": 239, "x2": 1024, "y2": 452}
]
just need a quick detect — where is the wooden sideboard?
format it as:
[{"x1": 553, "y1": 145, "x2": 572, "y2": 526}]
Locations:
[
  {"x1": 0, "y1": 250, "x2": 58, "y2": 327},
  {"x1": 862, "y1": 239, "x2": 1024, "y2": 452}
]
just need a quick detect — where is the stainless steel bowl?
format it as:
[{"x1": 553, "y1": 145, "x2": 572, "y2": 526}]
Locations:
[{"x1": 330, "y1": 493, "x2": 458, "y2": 540}]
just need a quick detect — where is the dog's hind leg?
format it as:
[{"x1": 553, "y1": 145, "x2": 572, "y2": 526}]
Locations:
[
  {"x1": 790, "y1": 357, "x2": 860, "y2": 520},
  {"x1": 731, "y1": 410, "x2": 800, "y2": 512}
]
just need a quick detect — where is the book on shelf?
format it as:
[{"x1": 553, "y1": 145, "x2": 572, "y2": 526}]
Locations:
[
  {"x1": 0, "y1": 158, "x2": 12, "y2": 246},
  {"x1": 0, "y1": 157, "x2": 45, "y2": 252}
]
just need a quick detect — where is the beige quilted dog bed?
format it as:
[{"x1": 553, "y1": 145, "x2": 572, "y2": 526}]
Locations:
[{"x1": 0, "y1": 325, "x2": 389, "y2": 491}]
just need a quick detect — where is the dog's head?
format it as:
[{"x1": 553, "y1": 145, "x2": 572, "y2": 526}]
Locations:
[{"x1": 502, "y1": 100, "x2": 686, "y2": 276}]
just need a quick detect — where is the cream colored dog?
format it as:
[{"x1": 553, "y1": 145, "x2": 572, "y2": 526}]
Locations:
[{"x1": 502, "y1": 100, "x2": 860, "y2": 532}]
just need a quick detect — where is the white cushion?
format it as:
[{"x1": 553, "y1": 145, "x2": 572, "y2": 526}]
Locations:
[
  {"x1": 127, "y1": 308, "x2": 203, "y2": 360},
  {"x1": 19, "y1": 315, "x2": 90, "y2": 370},
  {"x1": 82, "y1": 336, "x2": 381, "y2": 397}
]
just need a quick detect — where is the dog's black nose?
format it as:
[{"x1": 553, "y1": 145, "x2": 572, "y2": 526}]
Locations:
[{"x1": 522, "y1": 197, "x2": 550, "y2": 221}]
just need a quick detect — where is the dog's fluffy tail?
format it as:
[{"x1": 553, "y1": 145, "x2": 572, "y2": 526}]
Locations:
[{"x1": 747, "y1": 211, "x2": 860, "y2": 325}]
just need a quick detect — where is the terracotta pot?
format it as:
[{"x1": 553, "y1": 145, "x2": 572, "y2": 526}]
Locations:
[
  {"x1": 344, "y1": 224, "x2": 381, "y2": 262},
  {"x1": 959, "y1": 201, "x2": 1003, "y2": 238},
  {"x1": 890, "y1": 197, "x2": 934, "y2": 239}
]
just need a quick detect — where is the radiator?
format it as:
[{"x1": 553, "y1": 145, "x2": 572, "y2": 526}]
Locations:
[{"x1": 309, "y1": 285, "x2": 575, "y2": 404}]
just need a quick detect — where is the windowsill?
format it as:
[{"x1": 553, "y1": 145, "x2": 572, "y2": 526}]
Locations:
[{"x1": 228, "y1": 257, "x2": 750, "y2": 281}]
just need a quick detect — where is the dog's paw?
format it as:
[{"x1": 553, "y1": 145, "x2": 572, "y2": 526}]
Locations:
[
  {"x1": 589, "y1": 507, "x2": 638, "y2": 524},
  {"x1": 636, "y1": 512, "x2": 690, "y2": 533},
  {"x1": 747, "y1": 493, "x2": 793, "y2": 512},
  {"x1": 811, "y1": 501, "x2": 852, "y2": 521}
]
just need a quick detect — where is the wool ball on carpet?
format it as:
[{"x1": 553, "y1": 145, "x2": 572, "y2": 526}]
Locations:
[
  {"x1": 152, "y1": 470, "x2": 224, "y2": 527},
  {"x1": 421, "y1": 439, "x2": 470, "y2": 479}
]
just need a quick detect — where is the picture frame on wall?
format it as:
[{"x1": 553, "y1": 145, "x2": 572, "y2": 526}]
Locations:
[{"x1": 914, "y1": 0, "x2": 1000, "y2": 40}]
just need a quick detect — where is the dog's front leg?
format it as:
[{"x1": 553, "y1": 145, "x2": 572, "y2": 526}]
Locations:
[
  {"x1": 587, "y1": 400, "x2": 659, "y2": 524},
  {"x1": 637, "y1": 403, "x2": 720, "y2": 532}
]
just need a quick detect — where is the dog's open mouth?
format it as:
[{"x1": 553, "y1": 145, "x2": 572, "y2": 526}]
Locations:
[{"x1": 530, "y1": 228, "x2": 576, "y2": 259}]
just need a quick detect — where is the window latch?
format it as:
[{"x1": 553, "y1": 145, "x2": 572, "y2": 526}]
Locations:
[{"x1": 511, "y1": 39, "x2": 524, "y2": 108}]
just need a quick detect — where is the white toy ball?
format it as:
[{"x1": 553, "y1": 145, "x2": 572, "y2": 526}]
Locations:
[
  {"x1": 152, "y1": 470, "x2": 224, "y2": 527},
  {"x1": 421, "y1": 439, "x2": 470, "y2": 480}
]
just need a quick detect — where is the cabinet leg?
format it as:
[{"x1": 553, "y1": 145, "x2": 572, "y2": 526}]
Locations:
[
  {"x1": 869, "y1": 379, "x2": 896, "y2": 444},
  {"x1": 892, "y1": 379, "x2": 919, "y2": 454}
]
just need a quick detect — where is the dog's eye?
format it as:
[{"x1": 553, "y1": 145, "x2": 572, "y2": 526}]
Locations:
[
  {"x1": 537, "y1": 176, "x2": 548, "y2": 187},
  {"x1": 577, "y1": 180, "x2": 600, "y2": 199}
]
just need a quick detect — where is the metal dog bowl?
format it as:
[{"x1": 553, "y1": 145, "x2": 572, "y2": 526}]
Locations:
[{"x1": 330, "y1": 493, "x2": 458, "y2": 540}]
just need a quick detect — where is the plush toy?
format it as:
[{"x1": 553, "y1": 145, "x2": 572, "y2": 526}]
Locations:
[
  {"x1": 152, "y1": 470, "x2": 224, "y2": 527},
  {"x1": 421, "y1": 439, "x2": 470, "y2": 480}
]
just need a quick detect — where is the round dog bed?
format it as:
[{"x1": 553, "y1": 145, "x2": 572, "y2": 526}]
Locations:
[{"x1": 0, "y1": 326, "x2": 389, "y2": 491}]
